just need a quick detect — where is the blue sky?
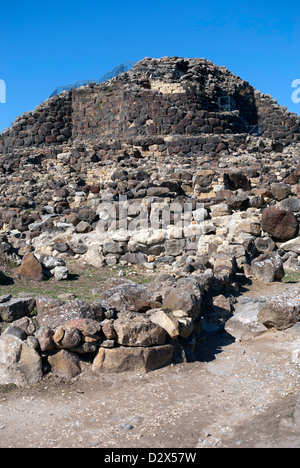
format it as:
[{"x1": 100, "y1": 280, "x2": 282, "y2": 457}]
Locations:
[{"x1": 1, "y1": 0, "x2": 299, "y2": 132}]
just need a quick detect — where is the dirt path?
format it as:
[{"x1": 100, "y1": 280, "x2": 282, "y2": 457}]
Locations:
[
  {"x1": 0, "y1": 279, "x2": 300, "y2": 449},
  {"x1": 0, "y1": 329, "x2": 299, "y2": 448}
]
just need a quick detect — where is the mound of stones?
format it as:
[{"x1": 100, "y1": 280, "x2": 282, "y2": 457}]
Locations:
[
  {"x1": 0, "y1": 142, "x2": 299, "y2": 286},
  {"x1": 0, "y1": 56, "x2": 300, "y2": 385}
]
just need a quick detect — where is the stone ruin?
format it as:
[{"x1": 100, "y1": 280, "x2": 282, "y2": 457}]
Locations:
[{"x1": 0, "y1": 56, "x2": 300, "y2": 386}]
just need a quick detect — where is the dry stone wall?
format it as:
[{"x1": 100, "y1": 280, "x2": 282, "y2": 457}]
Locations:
[
  {"x1": 0, "y1": 275, "x2": 205, "y2": 385},
  {"x1": 71, "y1": 76, "x2": 245, "y2": 140},
  {"x1": 1, "y1": 57, "x2": 300, "y2": 155},
  {"x1": 0, "y1": 91, "x2": 72, "y2": 154}
]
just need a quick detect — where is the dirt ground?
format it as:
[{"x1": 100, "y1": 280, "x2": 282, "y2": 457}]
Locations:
[{"x1": 0, "y1": 275, "x2": 300, "y2": 449}]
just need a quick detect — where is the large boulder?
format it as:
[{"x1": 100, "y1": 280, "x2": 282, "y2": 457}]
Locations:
[
  {"x1": 53, "y1": 266, "x2": 69, "y2": 281},
  {"x1": 92, "y1": 344, "x2": 174, "y2": 373},
  {"x1": 257, "y1": 285, "x2": 300, "y2": 330},
  {"x1": 6, "y1": 316, "x2": 36, "y2": 336},
  {"x1": 0, "y1": 334, "x2": 43, "y2": 386},
  {"x1": 0, "y1": 297, "x2": 36, "y2": 323},
  {"x1": 164, "y1": 239, "x2": 186, "y2": 256},
  {"x1": 280, "y1": 237, "x2": 300, "y2": 255},
  {"x1": 100, "y1": 279, "x2": 161, "y2": 313},
  {"x1": 149, "y1": 309, "x2": 179, "y2": 339},
  {"x1": 36, "y1": 298, "x2": 95, "y2": 329},
  {"x1": 147, "y1": 274, "x2": 177, "y2": 303},
  {"x1": 47, "y1": 349, "x2": 82, "y2": 379},
  {"x1": 224, "y1": 300, "x2": 268, "y2": 341},
  {"x1": 270, "y1": 183, "x2": 292, "y2": 201},
  {"x1": 35, "y1": 327, "x2": 56, "y2": 352},
  {"x1": 15, "y1": 253, "x2": 46, "y2": 281},
  {"x1": 113, "y1": 313, "x2": 166, "y2": 347},
  {"x1": 251, "y1": 252, "x2": 285, "y2": 283},
  {"x1": 224, "y1": 170, "x2": 251, "y2": 191},
  {"x1": 261, "y1": 206, "x2": 298, "y2": 241},
  {"x1": 64, "y1": 318, "x2": 103, "y2": 336},
  {"x1": 163, "y1": 278, "x2": 203, "y2": 320}
]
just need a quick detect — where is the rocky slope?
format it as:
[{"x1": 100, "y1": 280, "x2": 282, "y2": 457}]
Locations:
[{"x1": 0, "y1": 57, "x2": 299, "y2": 389}]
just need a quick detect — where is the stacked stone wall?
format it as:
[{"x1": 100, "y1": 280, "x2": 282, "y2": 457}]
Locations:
[
  {"x1": 0, "y1": 91, "x2": 72, "y2": 154},
  {"x1": 1, "y1": 57, "x2": 299, "y2": 155}
]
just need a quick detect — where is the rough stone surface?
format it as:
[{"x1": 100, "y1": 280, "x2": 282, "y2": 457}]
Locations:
[
  {"x1": 36, "y1": 299, "x2": 94, "y2": 329},
  {"x1": 0, "y1": 334, "x2": 43, "y2": 386},
  {"x1": 53, "y1": 266, "x2": 69, "y2": 281},
  {"x1": 92, "y1": 344, "x2": 174, "y2": 373},
  {"x1": 258, "y1": 286, "x2": 300, "y2": 330},
  {"x1": 149, "y1": 309, "x2": 179, "y2": 339},
  {"x1": 47, "y1": 349, "x2": 82, "y2": 379},
  {"x1": 100, "y1": 279, "x2": 161, "y2": 313},
  {"x1": 261, "y1": 207, "x2": 298, "y2": 241},
  {"x1": 0, "y1": 297, "x2": 36, "y2": 323},
  {"x1": 251, "y1": 252, "x2": 285, "y2": 283},
  {"x1": 113, "y1": 314, "x2": 166, "y2": 347},
  {"x1": 35, "y1": 327, "x2": 55, "y2": 352},
  {"x1": 281, "y1": 237, "x2": 300, "y2": 255},
  {"x1": 15, "y1": 253, "x2": 46, "y2": 281},
  {"x1": 225, "y1": 300, "x2": 268, "y2": 341},
  {"x1": 163, "y1": 278, "x2": 203, "y2": 320}
]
